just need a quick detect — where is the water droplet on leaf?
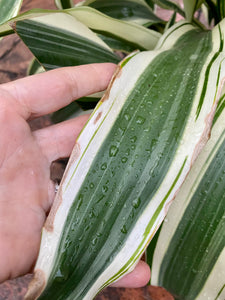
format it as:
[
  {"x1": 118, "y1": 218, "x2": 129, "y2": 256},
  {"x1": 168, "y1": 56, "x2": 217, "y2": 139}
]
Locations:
[
  {"x1": 136, "y1": 116, "x2": 145, "y2": 125},
  {"x1": 132, "y1": 197, "x2": 141, "y2": 209},
  {"x1": 89, "y1": 182, "x2": 94, "y2": 189},
  {"x1": 102, "y1": 185, "x2": 108, "y2": 193},
  {"x1": 121, "y1": 157, "x2": 128, "y2": 163},
  {"x1": 101, "y1": 163, "x2": 107, "y2": 170},
  {"x1": 130, "y1": 136, "x2": 137, "y2": 143},
  {"x1": 109, "y1": 145, "x2": 118, "y2": 157},
  {"x1": 124, "y1": 113, "x2": 131, "y2": 121},
  {"x1": 121, "y1": 225, "x2": 127, "y2": 234}
]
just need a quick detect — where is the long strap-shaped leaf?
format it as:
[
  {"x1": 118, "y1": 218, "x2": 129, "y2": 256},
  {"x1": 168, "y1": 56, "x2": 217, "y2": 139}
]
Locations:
[
  {"x1": 67, "y1": 6, "x2": 161, "y2": 50},
  {"x1": 151, "y1": 94, "x2": 225, "y2": 300},
  {"x1": 13, "y1": 12, "x2": 120, "y2": 70},
  {"x1": 76, "y1": 0, "x2": 163, "y2": 26},
  {"x1": 1, "y1": 6, "x2": 161, "y2": 50},
  {"x1": 25, "y1": 20, "x2": 225, "y2": 300}
]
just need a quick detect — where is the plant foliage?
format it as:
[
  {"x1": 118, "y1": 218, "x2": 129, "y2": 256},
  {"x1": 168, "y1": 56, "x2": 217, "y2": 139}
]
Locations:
[{"x1": 0, "y1": 1, "x2": 225, "y2": 300}]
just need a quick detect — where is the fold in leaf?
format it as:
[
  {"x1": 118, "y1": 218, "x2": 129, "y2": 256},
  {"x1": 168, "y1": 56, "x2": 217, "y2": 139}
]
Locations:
[
  {"x1": 13, "y1": 12, "x2": 120, "y2": 70},
  {"x1": 95, "y1": 33, "x2": 138, "y2": 53},
  {"x1": 10, "y1": 6, "x2": 161, "y2": 67},
  {"x1": 151, "y1": 95, "x2": 225, "y2": 300},
  {"x1": 67, "y1": 6, "x2": 161, "y2": 50},
  {"x1": 77, "y1": 0, "x2": 163, "y2": 26},
  {"x1": 25, "y1": 20, "x2": 225, "y2": 300}
]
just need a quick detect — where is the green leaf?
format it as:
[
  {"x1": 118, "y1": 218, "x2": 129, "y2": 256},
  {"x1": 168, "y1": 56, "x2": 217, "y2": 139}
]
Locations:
[
  {"x1": 77, "y1": 0, "x2": 163, "y2": 26},
  {"x1": 27, "y1": 58, "x2": 45, "y2": 75},
  {"x1": 204, "y1": 0, "x2": 220, "y2": 24},
  {"x1": 213, "y1": 90, "x2": 225, "y2": 125},
  {"x1": 146, "y1": 0, "x2": 205, "y2": 29},
  {"x1": 151, "y1": 96, "x2": 225, "y2": 299},
  {"x1": 146, "y1": 224, "x2": 162, "y2": 271},
  {"x1": 144, "y1": 0, "x2": 155, "y2": 9},
  {"x1": 0, "y1": 0, "x2": 23, "y2": 38},
  {"x1": 52, "y1": 92, "x2": 103, "y2": 123},
  {"x1": 55, "y1": 0, "x2": 74, "y2": 9},
  {"x1": 6, "y1": 6, "x2": 161, "y2": 57},
  {"x1": 67, "y1": 6, "x2": 161, "y2": 50},
  {"x1": 0, "y1": 22, "x2": 14, "y2": 37},
  {"x1": 0, "y1": 8, "x2": 63, "y2": 37},
  {"x1": 25, "y1": 20, "x2": 225, "y2": 300},
  {"x1": 151, "y1": 0, "x2": 184, "y2": 16},
  {"x1": 76, "y1": 95, "x2": 102, "y2": 111},
  {"x1": 217, "y1": 0, "x2": 225, "y2": 20},
  {"x1": 164, "y1": 11, "x2": 176, "y2": 32},
  {"x1": 13, "y1": 12, "x2": 120, "y2": 70},
  {"x1": 183, "y1": 0, "x2": 203, "y2": 21},
  {"x1": 0, "y1": 0, "x2": 23, "y2": 25},
  {"x1": 51, "y1": 102, "x2": 85, "y2": 124},
  {"x1": 96, "y1": 33, "x2": 138, "y2": 53}
]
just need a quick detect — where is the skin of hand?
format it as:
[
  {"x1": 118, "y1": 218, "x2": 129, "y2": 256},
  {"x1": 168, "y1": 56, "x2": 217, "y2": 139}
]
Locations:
[{"x1": 0, "y1": 63, "x2": 150, "y2": 288}]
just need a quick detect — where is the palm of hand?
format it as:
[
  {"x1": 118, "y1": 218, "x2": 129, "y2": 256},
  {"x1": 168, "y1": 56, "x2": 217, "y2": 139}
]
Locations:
[
  {"x1": 0, "y1": 64, "x2": 105, "y2": 282},
  {"x1": 0, "y1": 95, "x2": 52, "y2": 281}
]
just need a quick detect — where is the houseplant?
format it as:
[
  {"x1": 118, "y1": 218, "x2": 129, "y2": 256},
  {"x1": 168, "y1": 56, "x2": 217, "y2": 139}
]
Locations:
[{"x1": 0, "y1": 1, "x2": 224, "y2": 299}]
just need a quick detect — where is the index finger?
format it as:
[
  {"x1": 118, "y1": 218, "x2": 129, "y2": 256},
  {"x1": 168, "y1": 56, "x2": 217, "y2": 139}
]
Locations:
[{"x1": 1, "y1": 63, "x2": 117, "y2": 120}]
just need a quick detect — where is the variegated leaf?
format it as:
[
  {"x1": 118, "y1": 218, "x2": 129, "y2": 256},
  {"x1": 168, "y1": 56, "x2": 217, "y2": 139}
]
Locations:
[
  {"x1": 67, "y1": 6, "x2": 161, "y2": 50},
  {"x1": 76, "y1": 0, "x2": 163, "y2": 26},
  {"x1": 8, "y1": 6, "x2": 161, "y2": 66},
  {"x1": 25, "y1": 20, "x2": 225, "y2": 300},
  {"x1": 13, "y1": 12, "x2": 120, "y2": 70},
  {"x1": 151, "y1": 94, "x2": 225, "y2": 300}
]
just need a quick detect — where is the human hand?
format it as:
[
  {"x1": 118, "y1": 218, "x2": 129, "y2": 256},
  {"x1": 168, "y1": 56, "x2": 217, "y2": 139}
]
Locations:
[{"x1": 0, "y1": 63, "x2": 150, "y2": 288}]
